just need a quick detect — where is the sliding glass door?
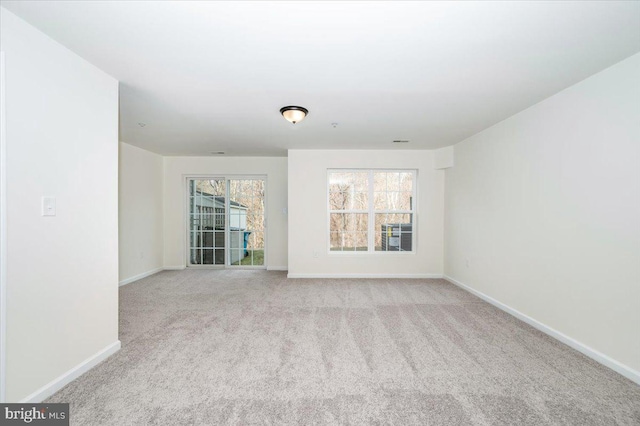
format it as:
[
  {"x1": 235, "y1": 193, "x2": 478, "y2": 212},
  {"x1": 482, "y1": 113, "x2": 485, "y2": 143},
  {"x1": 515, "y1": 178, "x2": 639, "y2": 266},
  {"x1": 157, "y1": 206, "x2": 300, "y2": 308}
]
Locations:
[{"x1": 187, "y1": 177, "x2": 265, "y2": 268}]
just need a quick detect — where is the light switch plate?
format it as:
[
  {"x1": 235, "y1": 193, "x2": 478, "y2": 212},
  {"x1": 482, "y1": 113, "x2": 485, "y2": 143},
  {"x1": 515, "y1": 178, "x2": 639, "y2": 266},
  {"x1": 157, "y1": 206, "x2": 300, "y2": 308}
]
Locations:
[{"x1": 42, "y1": 196, "x2": 56, "y2": 216}]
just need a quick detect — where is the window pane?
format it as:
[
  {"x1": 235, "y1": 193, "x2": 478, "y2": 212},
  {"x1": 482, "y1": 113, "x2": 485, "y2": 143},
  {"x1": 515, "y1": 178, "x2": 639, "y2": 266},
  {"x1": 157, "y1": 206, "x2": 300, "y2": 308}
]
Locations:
[
  {"x1": 229, "y1": 249, "x2": 243, "y2": 265},
  {"x1": 229, "y1": 212, "x2": 245, "y2": 230},
  {"x1": 330, "y1": 232, "x2": 341, "y2": 251},
  {"x1": 214, "y1": 249, "x2": 225, "y2": 265},
  {"x1": 330, "y1": 231, "x2": 368, "y2": 251},
  {"x1": 215, "y1": 214, "x2": 225, "y2": 229},
  {"x1": 199, "y1": 231, "x2": 215, "y2": 248},
  {"x1": 202, "y1": 249, "x2": 215, "y2": 264},
  {"x1": 248, "y1": 231, "x2": 264, "y2": 250},
  {"x1": 330, "y1": 213, "x2": 368, "y2": 251},
  {"x1": 373, "y1": 171, "x2": 413, "y2": 211},
  {"x1": 329, "y1": 172, "x2": 368, "y2": 192},
  {"x1": 229, "y1": 230, "x2": 243, "y2": 249},
  {"x1": 354, "y1": 232, "x2": 368, "y2": 251},
  {"x1": 190, "y1": 249, "x2": 199, "y2": 264},
  {"x1": 375, "y1": 213, "x2": 413, "y2": 251},
  {"x1": 249, "y1": 179, "x2": 260, "y2": 192},
  {"x1": 330, "y1": 213, "x2": 368, "y2": 232},
  {"x1": 197, "y1": 179, "x2": 226, "y2": 197},
  {"x1": 399, "y1": 172, "x2": 413, "y2": 191},
  {"x1": 246, "y1": 214, "x2": 263, "y2": 231},
  {"x1": 373, "y1": 172, "x2": 413, "y2": 193},
  {"x1": 329, "y1": 171, "x2": 368, "y2": 210},
  {"x1": 329, "y1": 190, "x2": 368, "y2": 211},
  {"x1": 232, "y1": 195, "x2": 252, "y2": 210},
  {"x1": 229, "y1": 179, "x2": 252, "y2": 199},
  {"x1": 373, "y1": 191, "x2": 413, "y2": 211},
  {"x1": 388, "y1": 172, "x2": 402, "y2": 191},
  {"x1": 214, "y1": 231, "x2": 225, "y2": 248},
  {"x1": 201, "y1": 214, "x2": 215, "y2": 229},
  {"x1": 251, "y1": 249, "x2": 264, "y2": 266}
]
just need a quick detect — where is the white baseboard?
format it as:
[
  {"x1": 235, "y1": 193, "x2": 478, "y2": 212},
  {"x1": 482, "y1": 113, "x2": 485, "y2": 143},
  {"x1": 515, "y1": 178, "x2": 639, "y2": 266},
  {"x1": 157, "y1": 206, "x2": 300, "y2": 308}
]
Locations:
[
  {"x1": 444, "y1": 275, "x2": 640, "y2": 385},
  {"x1": 119, "y1": 267, "x2": 163, "y2": 286},
  {"x1": 163, "y1": 266, "x2": 186, "y2": 271},
  {"x1": 19, "y1": 340, "x2": 121, "y2": 403},
  {"x1": 287, "y1": 273, "x2": 443, "y2": 279},
  {"x1": 267, "y1": 266, "x2": 288, "y2": 271}
]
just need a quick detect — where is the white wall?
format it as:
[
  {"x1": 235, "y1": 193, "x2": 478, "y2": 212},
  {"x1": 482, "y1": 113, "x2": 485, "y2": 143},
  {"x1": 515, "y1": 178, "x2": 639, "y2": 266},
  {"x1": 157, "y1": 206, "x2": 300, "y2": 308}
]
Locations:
[
  {"x1": 445, "y1": 53, "x2": 640, "y2": 377},
  {"x1": 1, "y1": 9, "x2": 119, "y2": 401},
  {"x1": 163, "y1": 156, "x2": 288, "y2": 269},
  {"x1": 288, "y1": 150, "x2": 444, "y2": 277},
  {"x1": 119, "y1": 142, "x2": 163, "y2": 284}
]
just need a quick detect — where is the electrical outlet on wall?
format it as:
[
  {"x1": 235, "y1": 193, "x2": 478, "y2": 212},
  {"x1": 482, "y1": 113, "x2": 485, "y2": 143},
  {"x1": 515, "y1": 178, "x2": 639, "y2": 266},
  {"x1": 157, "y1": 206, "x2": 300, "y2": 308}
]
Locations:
[
  {"x1": 313, "y1": 250, "x2": 319, "y2": 258},
  {"x1": 465, "y1": 258, "x2": 470, "y2": 268}
]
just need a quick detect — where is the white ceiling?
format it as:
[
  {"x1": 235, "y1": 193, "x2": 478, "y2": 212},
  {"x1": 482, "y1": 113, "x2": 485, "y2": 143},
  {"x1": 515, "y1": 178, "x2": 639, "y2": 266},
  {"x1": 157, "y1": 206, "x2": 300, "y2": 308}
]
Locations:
[{"x1": 3, "y1": 1, "x2": 639, "y2": 156}]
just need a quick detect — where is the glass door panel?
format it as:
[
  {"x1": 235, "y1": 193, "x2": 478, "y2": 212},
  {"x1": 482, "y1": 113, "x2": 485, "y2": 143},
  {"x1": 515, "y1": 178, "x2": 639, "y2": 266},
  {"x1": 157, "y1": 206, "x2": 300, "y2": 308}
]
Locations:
[
  {"x1": 229, "y1": 179, "x2": 265, "y2": 266},
  {"x1": 189, "y1": 178, "x2": 226, "y2": 266}
]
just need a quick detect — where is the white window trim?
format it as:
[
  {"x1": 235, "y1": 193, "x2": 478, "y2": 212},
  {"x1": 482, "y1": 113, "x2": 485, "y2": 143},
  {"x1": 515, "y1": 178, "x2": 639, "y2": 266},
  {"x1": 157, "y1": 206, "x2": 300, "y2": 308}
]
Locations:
[{"x1": 327, "y1": 169, "x2": 417, "y2": 255}]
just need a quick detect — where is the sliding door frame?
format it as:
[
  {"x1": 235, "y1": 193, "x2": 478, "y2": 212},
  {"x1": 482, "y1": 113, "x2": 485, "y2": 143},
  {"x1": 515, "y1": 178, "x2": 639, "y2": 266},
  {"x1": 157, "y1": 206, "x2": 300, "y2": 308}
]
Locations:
[{"x1": 183, "y1": 174, "x2": 267, "y2": 270}]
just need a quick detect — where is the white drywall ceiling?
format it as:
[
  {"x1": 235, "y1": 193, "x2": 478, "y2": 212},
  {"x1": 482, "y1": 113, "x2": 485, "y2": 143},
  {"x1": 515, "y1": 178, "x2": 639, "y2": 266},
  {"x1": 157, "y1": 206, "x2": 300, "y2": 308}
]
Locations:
[{"x1": 2, "y1": 1, "x2": 639, "y2": 156}]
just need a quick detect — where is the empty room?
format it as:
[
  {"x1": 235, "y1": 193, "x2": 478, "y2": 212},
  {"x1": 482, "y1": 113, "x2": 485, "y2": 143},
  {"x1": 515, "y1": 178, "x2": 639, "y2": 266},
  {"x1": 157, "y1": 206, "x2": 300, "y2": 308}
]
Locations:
[{"x1": 0, "y1": 1, "x2": 639, "y2": 425}]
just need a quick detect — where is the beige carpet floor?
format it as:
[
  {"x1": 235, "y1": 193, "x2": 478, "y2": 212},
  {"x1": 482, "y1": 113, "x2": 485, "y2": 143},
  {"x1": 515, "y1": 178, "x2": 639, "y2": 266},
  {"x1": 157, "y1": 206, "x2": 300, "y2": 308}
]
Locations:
[{"x1": 47, "y1": 270, "x2": 640, "y2": 425}]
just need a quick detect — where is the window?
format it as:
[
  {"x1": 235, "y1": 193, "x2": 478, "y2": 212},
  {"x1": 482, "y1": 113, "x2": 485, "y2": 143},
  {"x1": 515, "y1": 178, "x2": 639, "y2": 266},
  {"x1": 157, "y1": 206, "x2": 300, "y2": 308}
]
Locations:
[{"x1": 328, "y1": 170, "x2": 415, "y2": 252}]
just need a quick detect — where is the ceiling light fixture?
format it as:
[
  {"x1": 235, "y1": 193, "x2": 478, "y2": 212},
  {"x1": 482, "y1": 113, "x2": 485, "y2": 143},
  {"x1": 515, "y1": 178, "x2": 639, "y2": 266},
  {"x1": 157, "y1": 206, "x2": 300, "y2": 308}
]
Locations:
[{"x1": 280, "y1": 106, "x2": 308, "y2": 124}]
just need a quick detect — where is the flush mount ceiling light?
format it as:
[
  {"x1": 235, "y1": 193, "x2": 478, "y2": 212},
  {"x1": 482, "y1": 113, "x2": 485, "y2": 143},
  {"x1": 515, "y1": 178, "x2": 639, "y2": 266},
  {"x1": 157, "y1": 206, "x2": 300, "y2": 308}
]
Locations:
[{"x1": 280, "y1": 106, "x2": 308, "y2": 124}]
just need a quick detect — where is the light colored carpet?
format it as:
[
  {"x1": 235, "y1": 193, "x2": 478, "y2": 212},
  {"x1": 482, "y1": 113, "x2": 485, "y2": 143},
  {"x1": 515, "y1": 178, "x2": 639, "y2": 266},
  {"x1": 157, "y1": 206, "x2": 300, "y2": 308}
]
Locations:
[{"x1": 47, "y1": 270, "x2": 640, "y2": 425}]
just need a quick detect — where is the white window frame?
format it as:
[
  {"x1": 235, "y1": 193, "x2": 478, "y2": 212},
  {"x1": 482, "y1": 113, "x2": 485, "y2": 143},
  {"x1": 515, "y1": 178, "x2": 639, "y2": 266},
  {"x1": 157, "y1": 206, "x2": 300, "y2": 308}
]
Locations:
[{"x1": 327, "y1": 169, "x2": 417, "y2": 255}]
